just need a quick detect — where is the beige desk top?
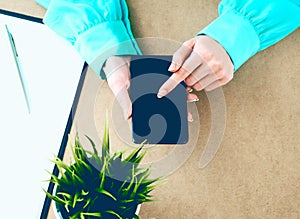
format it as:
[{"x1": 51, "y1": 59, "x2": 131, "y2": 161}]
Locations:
[{"x1": 1, "y1": 1, "x2": 299, "y2": 218}]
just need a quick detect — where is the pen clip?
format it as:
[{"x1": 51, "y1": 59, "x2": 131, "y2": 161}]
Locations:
[
  {"x1": 5, "y1": 25, "x2": 18, "y2": 57},
  {"x1": 5, "y1": 24, "x2": 31, "y2": 113}
]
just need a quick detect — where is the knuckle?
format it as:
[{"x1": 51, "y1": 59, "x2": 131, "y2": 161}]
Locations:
[
  {"x1": 190, "y1": 51, "x2": 203, "y2": 64},
  {"x1": 193, "y1": 83, "x2": 202, "y2": 91},
  {"x1": 182, "y1": 40, "x2": 192, "y2": 48},
  {"x1": 200, "y1": 51, "x2": 213, "y2": 61},
  {"x1": 210, "y1": 61, "x2": 222, "y2": 72},
  {"x1": 185, "y1": 76, "x2": 196, "y2": 86},
  {"x1": 215, "y1": 70, "x2": 224, "y2": 79},
  {"x1": 185, "y1": 79, "x2": 193, "y2": 86},
  {"x1": 162, "y1": 85, "x2": 172, "y2": 94},
  {"x1": 204, "y1": 87, "x2": 211, "y2": 92},
  {"x1": 177, "y1": 68, "x2": 190, "y2": 80},
  {"x1": 172, "y1": 52, "x2": 185, "y2": 65},
  {"x1": 182, "y1": 41, "x2": 190, "y2": 47},
  {"x1": 223, "y1": 71, "x2": 234, "y2": 82},
  {"x1": 180, "y1": 65, "x2": 191, "y2": 74}
]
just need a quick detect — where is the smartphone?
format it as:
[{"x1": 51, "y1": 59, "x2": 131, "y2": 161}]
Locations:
[{"x1": 130, "y1": 55, "x2": 188, "y2": 144}]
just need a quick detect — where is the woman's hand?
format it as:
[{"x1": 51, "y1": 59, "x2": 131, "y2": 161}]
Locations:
[
  {"x1": 103, "y1": 56, "x2": 132, "y2": 120},
  {"x1": 158, "y1": 35, "x2": 234, "y2": 98}
]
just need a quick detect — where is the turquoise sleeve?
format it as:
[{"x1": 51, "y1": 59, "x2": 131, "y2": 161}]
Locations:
[
  {"x1": 198, "y1": 0, "x2": 300, "y2": 71},
  {"x1": 38, "y1": 0, "x2": 141, "y2": 78}
]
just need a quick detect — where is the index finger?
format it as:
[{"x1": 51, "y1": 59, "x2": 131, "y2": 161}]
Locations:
[
  {"x1": 158, "y1": 51, "x2": 201, "y2": 98},
  {"x1": 157, "y1": 70, "x2": 185, "y2": 98}
]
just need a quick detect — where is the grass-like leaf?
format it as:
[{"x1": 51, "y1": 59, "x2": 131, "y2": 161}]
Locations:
[
  {"x1": 106, "y1": 210, "x2": 122, "y2": 219},
  {"x1": 72, "y1": 192, "x2": 79, "y2": 208},
  {"x1": 124, "y1": 144, "x2": 143, "y2": 163},
  {"x1": 81, "y1": 189, "x2": 89, "y2": 196},
  {"x1": 57, "y1": 192, "x2": 72, "y2": 200},
  {"x1": 102, "y1": 115, "x2": 110, "y2": 159},
  {"x1": 96, "y1": 188, "x2": 117, "y2": 201},
  {"x1": 99, "y1": 164, "x2": 106, "y2": 190},
  {"x1": 81, "y1": 212, "x2": 101, "y2": 218},
  {"x1": 120, "y1": 199, "x2": 134, "y2": 203},
  {"x1": 46, "y1": 170, "x2": 61, "y2": 186},
  {"x1": 43, "y1": 189, "x2": 66, "y2": 205},
  {"x1": 83, "y1": 198, "x2": 91, "y2": 209},
  {"x1": 85, "y1": 135, "x2": 98, "y2": 157},
  {"x1": 76, "y1": 158, "x2": 92, "y2": 173}
]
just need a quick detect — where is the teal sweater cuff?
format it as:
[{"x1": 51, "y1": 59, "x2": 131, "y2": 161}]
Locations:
[
  {"x1": 38, "y1": 0, "x2": 141, "y2": 79},
  {"x1": 198, "y1": 9, "x2": 260, "y2": 71},
  {"x1": 74, "y1": 20, "x2": 140, "y2": 78}
]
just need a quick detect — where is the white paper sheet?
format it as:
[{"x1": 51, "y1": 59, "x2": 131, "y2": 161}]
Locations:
[{"x1": 0, "y1": 13, "x2": 84, "y2": 218}]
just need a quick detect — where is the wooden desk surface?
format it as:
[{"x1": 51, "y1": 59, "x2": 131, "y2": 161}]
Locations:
[{"x1": 1, "y1": 0, "x2": 299, "y2": 218}]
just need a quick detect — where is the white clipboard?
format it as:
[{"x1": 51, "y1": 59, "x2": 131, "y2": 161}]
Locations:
[{"x1": 0, "y1": 10, "x2": 86, "y2": 218}]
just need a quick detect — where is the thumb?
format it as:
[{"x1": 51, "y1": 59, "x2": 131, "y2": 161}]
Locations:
[
  {"x1": 105, "y1": 56, "x2": 132, "y2": 120},
  {"x1": 169, "y1": 38, "x2": 195, "y2": 72},
  {"x1": 114, "y1": 85, "x2": 132, "y2": 120}
]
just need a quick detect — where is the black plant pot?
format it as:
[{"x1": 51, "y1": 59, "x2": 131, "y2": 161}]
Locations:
[
  {"x1": 52, "y1": 158, "x2": 141, "y2": 219},
  {"x1": 53, "y1": 200, "x2": 140, "y2": 219}
]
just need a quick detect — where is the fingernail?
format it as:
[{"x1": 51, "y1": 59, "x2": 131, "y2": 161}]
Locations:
[
  {"x1": 188, "y1": 98, "x2": 199, "y2": 103},
  {"x1": 168, "y1": 63, "x2": 176, "y2": 71},
  {"x1": 124, "y1": 111, "x2": 130, "y2": 120},
  {"x1": 188, "y1": 88, "x2": 193, "y2": 93},
  {"x1": 157, "y1": 89, "x2": 167, "y2": 98},
  {"x1": 188, "y1": 117, "x2": 194, "y2": 122}
]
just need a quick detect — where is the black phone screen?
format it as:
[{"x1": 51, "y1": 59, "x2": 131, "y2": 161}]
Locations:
[{"x1": 130, "y1": 55, "x2": 188, "y2": 144}]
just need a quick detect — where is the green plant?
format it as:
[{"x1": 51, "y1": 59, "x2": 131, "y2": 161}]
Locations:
[{"x1": 44, "y1": 120, "x2": 160, "y2": 219}]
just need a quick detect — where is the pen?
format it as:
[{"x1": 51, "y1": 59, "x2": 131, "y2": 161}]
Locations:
[{"x1": 5, "y1": 24, "x2": 31, "y2": 113}]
